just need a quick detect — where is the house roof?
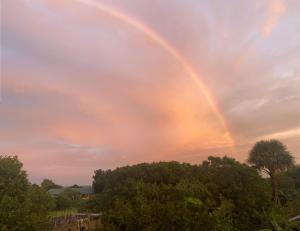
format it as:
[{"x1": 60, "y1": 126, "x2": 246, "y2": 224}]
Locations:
[
  {"x1": 72, "y1": 186, "x2": 94, "y2": 195},
  {"x1": 48, "y1": 186, "x2": 94, "y2": 196},
  {"x1": 48, "y1": 188, "x2": 64, "y2": 195}
]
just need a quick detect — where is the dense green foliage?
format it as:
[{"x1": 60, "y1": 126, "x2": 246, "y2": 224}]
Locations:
[
  {"x1": 87, "y1": 140, "x2": 300, "y2": 231},
  {"x1": 0, "y1": 156, "x2": 55, "y2": 231},
  {"x1": 278, "y1": 165, "x2": 300, "y2": 217},
  {"x1": 54, "y1": 188, "x2": 84, "y2": 210},
  {"x1": 87, "y1": 156, "x2": 298, "y2": 231},
  {"x1": 1, "y1": 140, "x2": 299, "y2": 230}
]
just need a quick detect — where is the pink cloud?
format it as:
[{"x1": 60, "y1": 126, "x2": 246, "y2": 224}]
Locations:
[
  {"x1": 1, "y1": 0, "x2": 299, "y2": 184},
  {"x1": 262, "y1": 0, "x2": 286, "y2": 37}
]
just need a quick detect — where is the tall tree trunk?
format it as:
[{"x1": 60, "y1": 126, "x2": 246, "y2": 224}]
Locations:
[{"x1": 270, "y1": 172, "x2": 279, "y2": 204}]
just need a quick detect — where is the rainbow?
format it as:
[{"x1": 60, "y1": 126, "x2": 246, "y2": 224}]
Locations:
[{"x1": 74, "y1": 0, "x2": 235, "y2": 148}]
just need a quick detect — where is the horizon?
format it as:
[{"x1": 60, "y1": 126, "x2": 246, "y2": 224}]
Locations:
[
  {"x1": 20, "y1": 153, "x2": 300, "y2": 186},
  {"x1": 1, "y1": 0, "x2": 300, "y2": 185}
]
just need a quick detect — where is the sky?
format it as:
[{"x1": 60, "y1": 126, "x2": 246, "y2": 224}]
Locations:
[{"x1": 1, "y1": 0, "x2": 300, "y2": 185}]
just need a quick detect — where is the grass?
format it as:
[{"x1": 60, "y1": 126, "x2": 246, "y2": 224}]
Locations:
[{"x1": 50, "y1": 208, "x2": 77, "y2": 218}]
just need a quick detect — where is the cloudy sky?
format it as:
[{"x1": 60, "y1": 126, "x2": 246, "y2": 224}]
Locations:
[{"x1": 1, "y1": 0, "x2": 299, "y2": 184}]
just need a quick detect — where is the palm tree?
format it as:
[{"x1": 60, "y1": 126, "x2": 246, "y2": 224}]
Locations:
[{"x1": 248, "y1": 140, "x2": 294, "y2": 204}]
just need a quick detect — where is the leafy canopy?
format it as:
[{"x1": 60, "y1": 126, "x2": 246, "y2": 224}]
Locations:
[
  {"x1": 248, "y1": 139, "x2": 294, "y2": 175},
  {"x1": 0, "y1": 156, "x2": 54, "y2": 231}
]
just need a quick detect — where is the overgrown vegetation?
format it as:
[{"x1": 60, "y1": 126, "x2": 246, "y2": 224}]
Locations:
[
  {"x1": 87, "y1": 140, "x2": 300, "y2": 231},
  {"x1": 0, "y1": 156, "x2": 55, "y2": 231},
  {"x1": 1, "y1": 139, "x2": 299, "y2": 230},
  {"x1": 88, "y1": 158, "x2": 271, "y2": 230}
]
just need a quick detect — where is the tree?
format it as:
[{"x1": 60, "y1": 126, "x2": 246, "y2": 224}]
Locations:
[
  {"x1": 55, "y1": 188, "x2": 82, "y2": 210},
  {"x1": 55, "y1": 193, "x2": 72, "y2": 210},
  {"x1": 202, "y1": 156, "x2": 272, "y2": 230},
  {"x1": 0, "y1": 156, "x2": 30, "y2": 230},
  {"x1": 25, "y1": 185, "x2": 55, "y2": 229},
  {"x1": 278, "y1": 165, "x2": 300, "y2": 218},
  {"x1": 89, "y1": 157, "x2": 272, "y2": 231},
  {"x1": 41, "y1": 179, "x2": 62, "y2": 191},
  {"x1": 248, "y1": 140, "x2": 294, "y2": 204},
  {"x1": 0, "y1": 155, "x2": 54, "y2": 230}
]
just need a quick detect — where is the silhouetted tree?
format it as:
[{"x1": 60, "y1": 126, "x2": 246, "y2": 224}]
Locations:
[{"x1": 248, "y1": 140, "x2": 294, "y2": 204}]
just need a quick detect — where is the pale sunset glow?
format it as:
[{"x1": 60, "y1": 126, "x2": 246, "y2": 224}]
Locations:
[{"x1": 1, "y1": 0, "x2": 299, "y2": 184}]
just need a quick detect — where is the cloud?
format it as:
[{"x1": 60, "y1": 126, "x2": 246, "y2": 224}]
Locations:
[
  {"x1": 262, "y1": 0, "x2": 286, "y2": 37},
  {"x1": 1, "y1": 0, "x2": 299, "y2": 184},
  {"x1": 255, "y1": 128, "x2": 300, "y2": 141}
]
